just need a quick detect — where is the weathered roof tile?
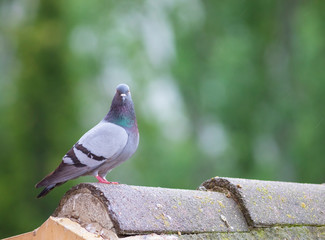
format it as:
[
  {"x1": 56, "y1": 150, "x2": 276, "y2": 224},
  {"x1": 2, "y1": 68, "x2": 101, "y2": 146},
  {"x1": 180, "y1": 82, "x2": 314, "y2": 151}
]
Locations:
[
  {"x1": 53, "y1": 183, "x2": 248, "y2": 235},
  {"x1": 201, "y1": 177, "x2": 325, "y2": 227}
]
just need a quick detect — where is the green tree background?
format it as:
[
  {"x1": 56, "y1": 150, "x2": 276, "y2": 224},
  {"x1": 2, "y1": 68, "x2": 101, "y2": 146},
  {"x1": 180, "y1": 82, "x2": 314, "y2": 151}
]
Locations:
[{"x1": 1, "y1": 0, "x2": 325, "y2": 238}]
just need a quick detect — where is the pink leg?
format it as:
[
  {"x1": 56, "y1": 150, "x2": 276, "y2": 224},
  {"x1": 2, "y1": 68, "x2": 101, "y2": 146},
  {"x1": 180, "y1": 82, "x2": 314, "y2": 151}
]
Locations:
[{"x1": 96, "y1": 175, "x2": 119, "y2": 184}]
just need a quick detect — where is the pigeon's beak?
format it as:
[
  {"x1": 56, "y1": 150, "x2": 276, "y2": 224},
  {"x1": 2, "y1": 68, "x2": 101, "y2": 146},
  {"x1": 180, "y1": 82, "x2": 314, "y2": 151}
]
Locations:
[{"x1": 120, "y1": 93, "x2": 126, "y2": 101}]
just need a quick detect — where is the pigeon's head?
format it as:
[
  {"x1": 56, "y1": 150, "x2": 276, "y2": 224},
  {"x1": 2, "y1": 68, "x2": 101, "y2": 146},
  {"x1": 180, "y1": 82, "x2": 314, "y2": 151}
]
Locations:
[
  {"x1": 105, "y1": 83, "x2": 136, "y2": 126},
  {"x1": 115, "y1": 84, "x2": 131, "y2": 102}
]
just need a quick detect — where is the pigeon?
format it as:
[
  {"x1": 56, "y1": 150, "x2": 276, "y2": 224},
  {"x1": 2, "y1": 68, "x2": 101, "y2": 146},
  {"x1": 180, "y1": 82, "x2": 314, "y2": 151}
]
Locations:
[{"x1": 35, "y1": 83, "x2": 139, "y2": 198}]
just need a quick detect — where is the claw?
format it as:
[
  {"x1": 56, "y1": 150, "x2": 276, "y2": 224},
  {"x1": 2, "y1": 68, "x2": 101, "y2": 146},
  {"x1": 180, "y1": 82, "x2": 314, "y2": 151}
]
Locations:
[{"x1": 96, "y1": 175, "x2": 119, "y2": 184}]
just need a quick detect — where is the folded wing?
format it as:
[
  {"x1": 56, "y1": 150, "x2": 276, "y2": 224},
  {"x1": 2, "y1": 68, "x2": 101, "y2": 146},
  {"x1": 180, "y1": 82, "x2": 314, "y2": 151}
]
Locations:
[{"x1": 36, "y1": 122, "x2": 128, "y2": 188}]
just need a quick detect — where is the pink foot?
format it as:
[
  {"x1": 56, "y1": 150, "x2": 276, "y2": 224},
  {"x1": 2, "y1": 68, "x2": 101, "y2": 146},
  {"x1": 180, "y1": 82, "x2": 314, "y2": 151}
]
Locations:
[{"x1": 96, "y1": 175, "x2": 119, "y2": 184}]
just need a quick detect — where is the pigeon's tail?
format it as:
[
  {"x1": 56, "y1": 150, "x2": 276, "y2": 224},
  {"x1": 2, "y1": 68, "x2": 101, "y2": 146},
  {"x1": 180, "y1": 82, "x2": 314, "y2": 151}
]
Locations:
[
  {"x1": 36, "y1": 182, "x2": 66, "y2": 198},
  {"x1": 35, "y1": 162, "x2": 90, "y2": 198}
]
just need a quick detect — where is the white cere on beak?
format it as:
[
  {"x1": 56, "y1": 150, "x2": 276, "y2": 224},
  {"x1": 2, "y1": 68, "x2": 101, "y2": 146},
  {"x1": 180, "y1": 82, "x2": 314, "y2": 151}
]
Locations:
[{"x1": 120, "y1": 93, "x2": 126, "y2": 101}]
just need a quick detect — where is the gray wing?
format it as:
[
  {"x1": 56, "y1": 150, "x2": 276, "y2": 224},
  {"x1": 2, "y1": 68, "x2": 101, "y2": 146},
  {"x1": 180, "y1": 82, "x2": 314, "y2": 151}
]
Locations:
[
  {"x1": 63, "y1": 121, "x2": 128, "y2": 168},
  {"x1": 36, "y1": 121, "x2": 128, "y2": 187}
]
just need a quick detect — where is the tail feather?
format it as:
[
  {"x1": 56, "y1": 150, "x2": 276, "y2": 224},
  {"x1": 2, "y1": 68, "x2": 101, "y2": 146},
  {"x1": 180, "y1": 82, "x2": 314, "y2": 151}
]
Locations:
[
  {"x1": 36, "y1": 182, "x2": 66, "y2": 198},
  {"x1": 36, "y1": 162, "x2": 92, "y2": 187},
  {"x1": 35, "y1": 162, "x2": 91, "y2": 198}
]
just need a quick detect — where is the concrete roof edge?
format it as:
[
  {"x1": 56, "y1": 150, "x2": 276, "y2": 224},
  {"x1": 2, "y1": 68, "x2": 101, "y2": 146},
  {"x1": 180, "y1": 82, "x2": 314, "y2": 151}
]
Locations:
[
  {"x1": 52, "y1": 177, "x2": 325, "y2": 237},
  {"x1": 200, "y1": 177, "x2": 325, "y2": 227},
  {"x1": 53, "y1": 183, "x2": 248, "y2": 235}
]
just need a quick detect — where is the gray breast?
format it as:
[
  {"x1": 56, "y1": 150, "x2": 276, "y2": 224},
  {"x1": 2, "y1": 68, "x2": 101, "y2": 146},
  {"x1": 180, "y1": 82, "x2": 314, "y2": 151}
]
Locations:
[{"x1": 97, "y1": 129, "x2": 139, "y2": 177}]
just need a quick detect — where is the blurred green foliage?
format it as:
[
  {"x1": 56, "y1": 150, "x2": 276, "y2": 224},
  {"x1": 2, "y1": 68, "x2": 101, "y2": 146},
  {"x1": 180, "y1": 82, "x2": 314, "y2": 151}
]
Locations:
[{"x1": 1, "y1": 0, "x2": 325, "y2": 238}]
